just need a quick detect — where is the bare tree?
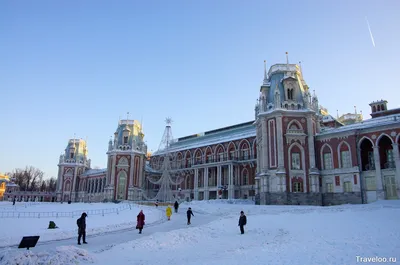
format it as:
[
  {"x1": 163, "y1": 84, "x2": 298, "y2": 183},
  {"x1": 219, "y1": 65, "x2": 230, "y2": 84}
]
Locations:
[
  {"x1": 10, "y1": 166, "x2": 45, "y2": 191},
  {"x1": 45, "y1": 177, "x2": 57, "y2": 192},
  {"x1": 27, "y1": 166, "x2": 44, "y2": 191}
]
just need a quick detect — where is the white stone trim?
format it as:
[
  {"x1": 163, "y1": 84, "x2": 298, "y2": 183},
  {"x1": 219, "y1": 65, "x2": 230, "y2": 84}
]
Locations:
[
  {"x1": 287, "y1": 119, "x2": 304, "y2": 131},
  {"x1": 358, "y1": 136, "x2": 375, "y2": 148},
  {"x1": 376, "y1": 132, "x2": 395, "y2": 145},
  {"x1": 288, "y1": 142, "x2": 307, "y2": 193},
  {"x1": 268, "y1": 119, "x2": 277, "y2": 167}
]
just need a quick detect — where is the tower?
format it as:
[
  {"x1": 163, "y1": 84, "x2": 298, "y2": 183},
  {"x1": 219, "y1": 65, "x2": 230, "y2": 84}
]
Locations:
[
  {"x1": 105, "y1": 116, "x2": 147, "y2": 201},
  {"x1": 56, "y1": 137, "x2": 90, "y2": 202},
  {"x1": 254, "y1": 57, "x2": 320, "y2": 205}
]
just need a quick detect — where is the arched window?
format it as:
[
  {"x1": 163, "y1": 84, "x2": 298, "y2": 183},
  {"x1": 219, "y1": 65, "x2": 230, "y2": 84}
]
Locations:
[
  {"x1": 242, "y1": 169, "x2": 249, "y2": 185},
  {"x1": 288, "y1": 88, "x2": 294, "y2": 100}
]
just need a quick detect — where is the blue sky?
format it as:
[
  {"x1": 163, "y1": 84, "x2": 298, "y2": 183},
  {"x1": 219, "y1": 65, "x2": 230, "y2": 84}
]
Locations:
[{"x1": 1, "y1": 0, "x2": 399, "y2": 179}]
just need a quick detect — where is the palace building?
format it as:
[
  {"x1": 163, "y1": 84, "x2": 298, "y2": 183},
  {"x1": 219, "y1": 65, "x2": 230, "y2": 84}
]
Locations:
[{"x1": 55, "y1": 61, "x2": 400, "y2": 205}]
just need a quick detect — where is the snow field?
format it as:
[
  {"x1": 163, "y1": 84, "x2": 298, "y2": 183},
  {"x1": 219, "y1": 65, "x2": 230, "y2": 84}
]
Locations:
[
  {"x1": 1, "y1": 200, "x2": 399, "y2": 265},
  {"x1": 0, "y1": 202, "x2": 162, "y2": 247},
  {"x1": 95, "y1": 200, "x2": 400, "y2": 265}
]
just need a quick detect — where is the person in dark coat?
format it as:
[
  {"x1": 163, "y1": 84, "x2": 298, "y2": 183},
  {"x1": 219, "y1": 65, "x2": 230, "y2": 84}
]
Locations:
[
  {"x1": 136, "y1": 210, "x2": 145, "y2": 234},
  {"x1": 77, "y1": 212, "x2": 88, "y2": 245},
  {"x1": 174, "y1": 201, "x2": 179, "y2": 213},
  {"x1": 238, "y1": 211, "x2": 247, "y2": 234},
  {"x1": 187, "y1": 207, "x2": 194, "y2": 225}
]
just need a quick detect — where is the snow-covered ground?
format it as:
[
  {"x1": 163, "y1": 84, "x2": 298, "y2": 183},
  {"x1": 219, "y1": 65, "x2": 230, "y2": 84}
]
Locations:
[
  {"x1": 1, "y1": 200, "x2": 399, "y2": 265},
  {"x1": 0, "y1": 201, "x2": 162, "y2": 248}
]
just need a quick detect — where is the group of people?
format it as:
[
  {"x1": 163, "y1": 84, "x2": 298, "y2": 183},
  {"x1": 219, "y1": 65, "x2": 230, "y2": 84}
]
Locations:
[
  {"x1": 165, "y1": 201, "x2": 194, "y2": 225},
  {"x1": 76, "y1": 202, "x2": 248, "y2": 245}
]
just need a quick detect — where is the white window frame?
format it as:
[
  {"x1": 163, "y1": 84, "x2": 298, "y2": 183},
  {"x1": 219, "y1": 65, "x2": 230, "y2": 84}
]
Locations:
[
  {"x1": 343, "y1": 181, "x2": 352, "y2": 192},
  {"x1": 293, "y1": 181, "x2": 303, "y2": 192},
  {"x1": 326, "y1": 183, "x2": 333, "y2": 193},
  {"x1": 340, "y1": 151, "x2": 351, "y2": 168},
  {"x1": 291, "y1": 153, "x2": 301, "y2": 170},
  {"x1": 242, "y1": 149, "x2": 249, "y2": 160},
  {"x1": 323, "y1": 152, "x2": 333, "y2": 170}
]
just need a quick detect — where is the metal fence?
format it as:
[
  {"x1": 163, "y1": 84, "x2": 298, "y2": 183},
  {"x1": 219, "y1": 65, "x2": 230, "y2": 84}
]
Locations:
[{"x1": 0, "y1": 202, "x2": 134, "y2": 219}]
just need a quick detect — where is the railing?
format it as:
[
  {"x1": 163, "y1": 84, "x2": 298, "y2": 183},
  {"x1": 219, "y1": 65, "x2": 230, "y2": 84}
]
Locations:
[
  {"x1": 191, "y1": 155, "x2": 257, "y2": 165},
  {"x1": 0, "y1": 202, "x2": 134, "y2": 219}
]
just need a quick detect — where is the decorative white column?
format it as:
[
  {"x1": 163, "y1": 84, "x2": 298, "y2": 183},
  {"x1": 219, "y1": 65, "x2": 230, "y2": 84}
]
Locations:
[
  {"x1": 228, "y1": 164, "x2": 234, "y2": 199},
  {"x1": 276, "y1": 116, "x2": 285, "y2": 168},
  {"x1": 373, "y1": 146, "x2": 384, "y2": 199},
  {"x1": 194, "y1": 169, "x2": 199, "y2": 200},
  {"x1": 260, "y1": 118, "x2": 269, "y2": 171},
  {"x1": 392, "y1": 143, "x2": 400, "y2": 189},
  {"x1": 110, "y1": 155, "x2": 116, "y2": 186},
  {"x1": 56, "y1": 166, "x2": 62, "y2": 191},
  {"x1": 217, "y1": 166, "x2": 222, "y2": 187},
  {"x1": 307, "y1": 116, "x2": 316, "y2": 169},
  {"x1": 204, "y1": 168, "x2": 209, "y2": 200},
  {"x1": 129, "y1": 155, "x2": 134, "y2": 187}
]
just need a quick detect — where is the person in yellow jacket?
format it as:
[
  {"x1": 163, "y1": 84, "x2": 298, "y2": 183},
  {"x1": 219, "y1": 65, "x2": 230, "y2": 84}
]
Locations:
[{"x1": 166, "y1": 205, "x2": 172, "y2": 221}]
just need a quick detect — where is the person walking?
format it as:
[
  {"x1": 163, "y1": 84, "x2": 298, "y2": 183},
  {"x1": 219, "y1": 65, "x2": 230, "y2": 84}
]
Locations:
[
  {"x1": 187, "y1": 207, "x2": 194, "y2": 225},
  {"x1": 238, "y1": 211, "x2": 247, "y2": 234},
  {"x1": 166, "y1": 205, "x2": 172, "y2": 220},
  {"x1": 77, "y1": 212, "x2": 88, "y2": 245},
  {"x1": 136, "y1": 210, "x2": 145, "y2": 234},
  {"x1": 174, "y1": 201, "x2": 179, "y2": 213}
]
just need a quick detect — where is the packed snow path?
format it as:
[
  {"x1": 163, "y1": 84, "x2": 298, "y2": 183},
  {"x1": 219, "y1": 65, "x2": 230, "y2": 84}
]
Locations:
[{"x1": 1, "y1": 207, "x2": 217, "y2": 254}]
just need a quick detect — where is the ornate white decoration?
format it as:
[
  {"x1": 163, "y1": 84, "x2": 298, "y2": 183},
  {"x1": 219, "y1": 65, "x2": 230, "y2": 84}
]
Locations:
[
  {"x1": 371, "y1": 134, "x2": 377, "y2": 139},
  {"x1": 390, "y1": 131, "x2": 397, "y2": 137}
]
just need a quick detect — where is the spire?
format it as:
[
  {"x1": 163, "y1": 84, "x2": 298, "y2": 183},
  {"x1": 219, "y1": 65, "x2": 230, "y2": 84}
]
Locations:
[
  {"x1": 274, "y1": 82, "x2": 281, "y2": 109},
  {"x1": 286, "y1": 52, "x2": 289, "y2": 65},
  {"x1": 354, "y1": 106, "x2": 357, "y2": 114},
  {"x1": 336, "y1": 110, "x2": 339, "y2": 119},
  {"x1": 263, "y1": 60, "x2": 268, "y2": 84},
  {"x1": 126, "y1": 112, "x2": 130, "y2": 122}
]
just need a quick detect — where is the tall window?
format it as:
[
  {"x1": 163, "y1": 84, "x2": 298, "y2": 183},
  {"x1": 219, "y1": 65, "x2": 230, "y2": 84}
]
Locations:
[
  {"x1": 70, "y1": 152, "x2": 74, "y2": 159},
  {"x1": 219, "y1": 153, "x2": 224, "y2": 162},
  {"x1": 386, "y1": 150, "x2": 394, "y2": 168},
  {"x1": 367, "y1": 151, "x2": 375, "y2": 170},
  {"x1": 293, "y1": 181, "x2": 303, "y2": 192},
  {"x1": 207, "y1": 154, "x2": 212, "y2": 163},
  {"x1": 323, "y1": 153, "x2": 333, "y2": 169},
  {"x1": 123, "y1": 136, "x2": 128, "y2": 144},
  {"x1": 291, "y1": 153, "x2": 301, "y2": 170},
  {"x1": 343, "y1": 181, "x2": 352, "y2": 192},
  {"x1": 242, "y1": 150, "x2": 249, "y2": 160},
  {"x1": 243, "y1": 171, "x2": 248, "y2": 185},
  {"x1": 288, "y1": 89, "x2": 294, "y2": 100},
  {"x1": 340, "y1": 151, "x2": 351, "y2": 168},
  {"x1": 326, "y1": 183, "x2": 333, "y2": 193},
  {"x1": 230, "y1": 151, "x2": 235, "y2": 160}
]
